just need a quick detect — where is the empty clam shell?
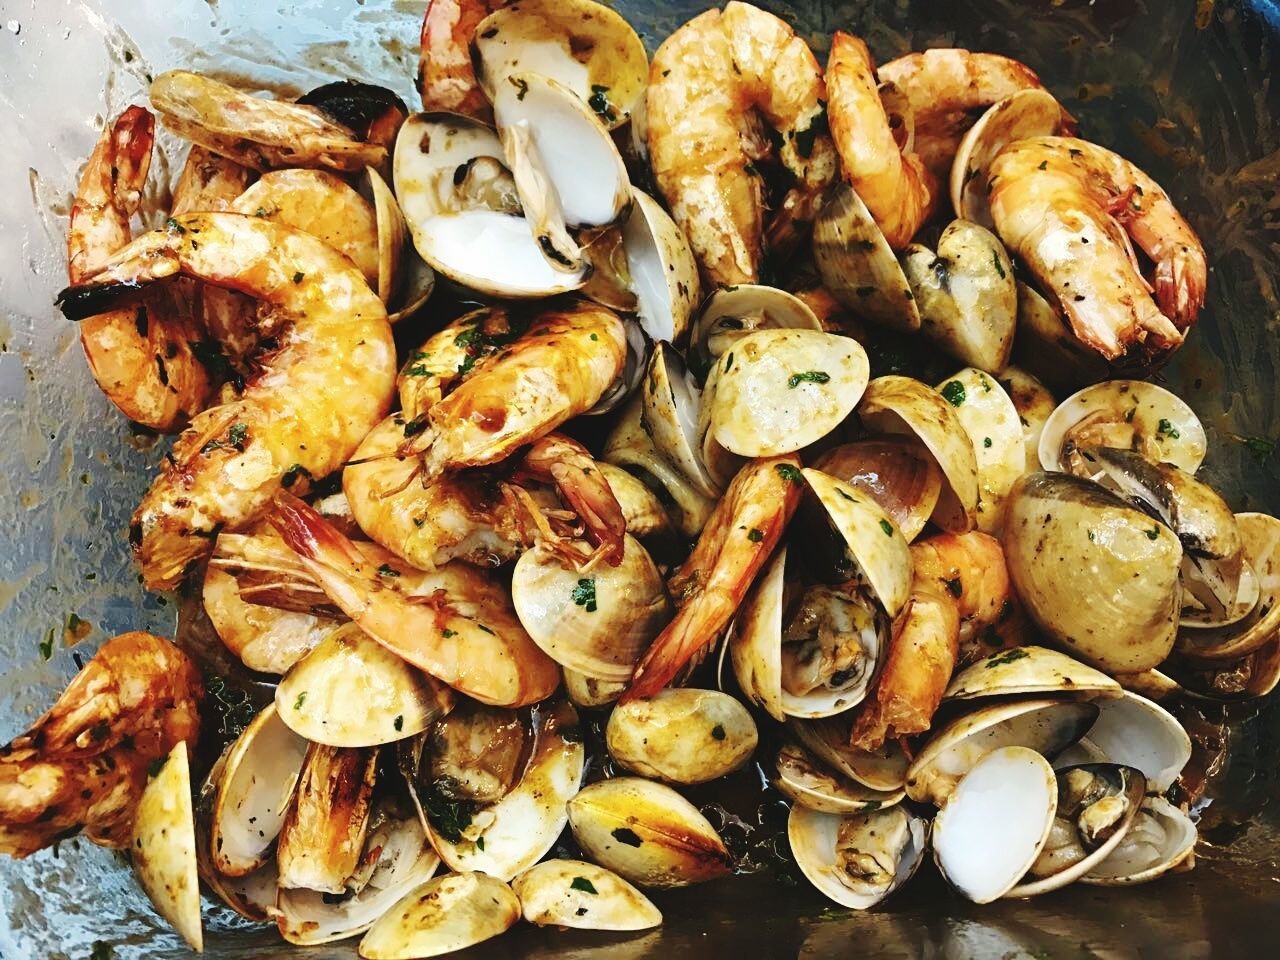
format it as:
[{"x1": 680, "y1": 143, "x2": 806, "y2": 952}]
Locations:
[
  {"x1": 623, "y1": 189, "x2": 700, "y2": 345},
  {"x1": 596, "y1": 463, "x2": 676, "y2": 544},
  {"x1": 641, "y1": 342, "x2": 719, "y2": 497},
  {"x1": 512, "y1": 859, "x2": 662, "y2": 931},
  {"x1": 366, "y1": 167, "x2": 435, "y2": 322},
  {"x1": 689, "y1": 284, "x2": 823, "y2": 381},
  {"x1": 1078, "y1": 690, "x2": 1190, "y2": 793},
  {"x1": 194, "y1": 748, "x2": 277, "y2": 922},
  {"x1": 813, "y1": 439, "x2": 943, "y2": 543},
  {"x1": 789, "y1": 804, "x2": 928, "y2": 910},
  {"x1": 944, "y1": 645, "x2": 1121, "y2": 701},
  {"x1": 1080, "y1": 796, "x2": 1196, "y2": 885},
  {"x1": 788, "y1": 716, "x2": 910, "y2": 792},
  {"x1": 131, "y1": 743, "x2": 201, "y2": 951},
  {"x1": 607, "y1": 688, "x2": 758, "y2": 785},
  {"x1": 997, "y1": 365, "x2": 1057, "y2": 473},
  {"x1": 358, "y1": 871, "x2": 520, "y2": 959},
  {"x1": 934, "y1": 369, "x2": 1026, "y2": 533},
  {"x1": 773, "y1": 742, "x2": 904, "y2": 814}
]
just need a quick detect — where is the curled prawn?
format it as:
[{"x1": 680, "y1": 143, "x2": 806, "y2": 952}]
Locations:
[
  {"x1": 418, "y1": 0, "x2": 506, "y2": 120},
  {"x1": 646, "y1": 1, "x2": 837, "y2": 286},
  {"x1": 0, "y1": 633, "x2": 202, "y2": 857},
  {"x1": 989, "y1": 136, "x2": 1207, "y2": 362},
  {"x1": 850, "y1": 531, "x2": 1018, "y2": 750},
  {"x1": 57, "y1": 212, "x2": 397, "y2": 589},
  {"x1": 826, "y1": 32, "x2": 939, "y2": 250},
  {"x1": 624, "y1": 455, "x2": 803, "y2": 701},
  {"x1": 268, "y1": 494, "x2": 560, "y2": 707},
  {"x1": 67, "y1": 106, "x2": 215, "y2": 431}
]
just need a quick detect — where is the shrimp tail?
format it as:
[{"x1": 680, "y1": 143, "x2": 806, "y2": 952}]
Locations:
[
  {"x1": 268, "y1": 492, "x2": 366, "y2": 571},
  {"x1": 519, "y1": 433, "x2": 627, "y2": 566},
  {"x1": 623, "y1": 591, "x2": 735, "y2": 702}
]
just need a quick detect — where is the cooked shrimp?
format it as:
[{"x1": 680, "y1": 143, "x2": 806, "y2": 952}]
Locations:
[
  {"x1": 989, "y1": 136, "x2": 1207, "y2": 361},
  {"x1": 149, "y1": 70, "x2": 386, "y2": 173},
  {"x1": 624, "y1": 455, "x2": 803, "y2": 701},
  {"x1": 850, "y1": 531, "x2": 1016, "y2": 749},
  {"x1": 269, "y1": 494, "x2": 560, "y2": 707},
  {"x1": 57, "y1": 212, "x2": 396, "y2": 589},
  {"x1": 647, "y1": 2, "x2": 837, "y2": 286},
  {"x1": 826, "y1": 32, "x2": 939, "y2": 250},
  {"x1": 396, "y1": 303, "x2": 626, "y2": 480},
  {"x1": 878, "y1": 48, "x2": 1065, "y2": 178},
  {"x1": 0, "y1": 633, "x2": 202, "y2": 858},
  {"x1": 67, "y1": 106, "x2": 215, "y2": 431},
  {"x1": 418, "y1": 0, "x2": 507, "y2": 120}
]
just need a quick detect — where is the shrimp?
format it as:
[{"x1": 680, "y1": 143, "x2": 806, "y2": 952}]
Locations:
[
  {"x1": 149, "y1": 70, "x2": 386, "y2": 173},
  {"x1": 395, "y1": 303, "x2": 626, "y2": 480},
  {"x1": 850, "y1": 531, "x2": 1018, "y2": 750},
  {"x1": 878, "y1": 49, "x2": 1067, "y2": 179},
  {"x1": 418, "y1": 0, "x2": 507, "y2": 120},
  {"x1": 57, "y1": 212, "x2": 397, "y2": 590},
  {"x1": 67, "y1": 106, "x2": 215, "y2": 431},
  {"x1": 826, "y1": 32, "x2": 939, "y2": 250},
  {"x1": 646, "y1": 2, "x2": 837, "y2": 286},
  {"x1": 989, "y1": 136, "x2": 1207, "y2": 361},
  {"x1": 344, "y1": 418, "x2": 625, "y2": 571},
  {"x1": 268, "y1": 494, "x2": 560, "y2": 707},
  {"x1": 0, "y1": 633, "x2": 202, "y2": 858},
  {"x1": 624, "y1": 455, "x2": 803, "y2": 701}
]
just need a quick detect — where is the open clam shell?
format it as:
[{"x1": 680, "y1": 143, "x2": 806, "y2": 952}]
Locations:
[
  {"x1": 773, "y1": 742, "x2": 905, "y2": 814},
  {"x1": 788, "y1": 716, "x2": 910, "y2": 792},
  {"x1": 641, "y1": 341, "x2": 720, "y2": 497},
  {"x1": 905, "y1": 697, "x2": 1099, "y2": 806},
  {"x1": 366, "y1": 167, "x2": 435, "y2": 322},
  {"x1": 472, "y1": 0, "x2": 649, "y2": 131},
  {"x1": 813, "y1": 439, "x2": 943, "y2": 543},
  {"x1": 858, "y1": 376, "x2": 980, "y2": 532},
  {"x1": 513, "y1": 859, "x2": 662, "y2": 931},
  {"x1": 1080, "y1": 796, "x2": 1196, "y2": 886},
  {"x1": 358, "y1": 871, "x2": 520, "y2": 960},
  {"x1": 623, "y1": 189, "x2": 700, "y2": 345},
  {"x1": 1012, "y1": 281, "x2": 1111, "y2": 392},
  {"x1": 709, "y1": 330, "x2": 869, "y2": 457},
  {"x1": 943, "y1": 645, "x2": 1121, "y2": 701},
  {"x1": 814, "y1": 183, "x2": 922, "y2": 332},
  {"x1": 689, "y1": 285, "x2": 823, "y2": 381},
  {"x1": 607, "y1": 688, "x2": 758, "y2": 785},
  {"x1": 694, "y1": 358, "x2": 746, "y2": 490},
  {"x1": 1075, "y1": 690, "x2": 1190, "y2": 793},
  {"x1": 934, "y1": 368, "x2": 1026, "y2": 532},
  {"x1": 563, "y1": 669, "x2": 628, "y2": 709},
  {"x1": 276, "y1": 622, "x2": 455, "y2": 747},
  {"x1": 789, "y1": 805, "x2": 928, "y2": 910},
  {"x1": 933, "y1": 746, "x2": 1058, "y2": 904},
  {"x1": 195, "y1": 747, "x2": 277, "y2": 923},
  {"x1": 997, "y1": 366, "x2": 1057, "y2": 474},
  {"x1": 131, "y1": 743, "x2": 202, "y2": 951},
  {"x1": 583, "y1": 315, "x2": 650, "y2": 416},
  {"x1": 211, "y1": 703, "x2": 309, "y2": 877},
  {"x1": 952, "y1": 89, "x2": 1068, "y2": 228},
  {"x1": 1038, "y1": 379, "x2": 1208, "y2": 475},
  {"x1": 566, "y1": 777, "x2": 733, "y2": 888}
]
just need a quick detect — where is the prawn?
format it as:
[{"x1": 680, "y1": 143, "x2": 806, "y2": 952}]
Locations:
[
  {"x1": 624, "y1": 455, "x2": 803, "y2": 701},
  {"x1": 826, "y1": 32, "x2": 939, "y2": 250},
  {"x1": 878, "y1": 48, "x2": 1069, "y2": 179},
  {"x1": 989, "y1": 136, "x2": 1207, "y2": 362},
  {"x1": 0, "y1": 633, "x2": 202, "y2": 857},
  {"x1": 418, "y1": 0, "x2": 507, "y2": 120},
  {"x1": 646, "y1": 2, "x2": 837, "y2": 286},
  {"x1": 850, "y1": 531, "x2": 1020, "y2": 749},
  {"x1": 268, "y1": 494, "x2": 560, "y2": 707},
  {"x1": 67, "y1": 106, "x2": 215, "y2": 431},
  {"x1": 57, "y1": 212, "x2": 397, "y2": 590}
]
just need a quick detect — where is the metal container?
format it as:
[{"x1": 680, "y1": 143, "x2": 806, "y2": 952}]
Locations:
[{"x1": 0, "y1": 1, "x2": 1277, "y2": 956}]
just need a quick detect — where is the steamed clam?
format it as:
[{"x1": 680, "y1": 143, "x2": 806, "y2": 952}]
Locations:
[
  {"x1": 813, "y1": 439, "x2": 943, "y2": 543},
  {"x1": 623, "y1": 189, "x2": 701, "y2": 345},
  {"x1": 606, "y1": 688, "x2": 758, "y2": 784},
  {"x1": 1012, "y1": 281, "x2": 1110, "y2": 391},
  {"x1": 1080, "y1": 796, "x2": 1197, "y2": 885},
  {"x1": 513, "y1": 859, "x2": 662, "y2": 931},
  {"x1": 358, "y1": 871, "x2": 520, "y2": 959},
  {"x1": 688, "y1": 284, "x2": 823, "y2": 381},
  {"x1": 772, "y1": 742, "x2": 905, "y2": 814},
  {"x1": 934, "y1": 368, "x2": 1026, "y2": 532},
  {"x1": 130, "y1": 743, "x2": 202, "y2": 951},
  {"x1": 943, "y1": 645, "x2": 1120, "y2": 702},
  {"x1": 789, "y1": 805, "x2": 928, "y2": 909}
]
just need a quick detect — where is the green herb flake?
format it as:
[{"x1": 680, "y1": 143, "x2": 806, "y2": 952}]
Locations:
[
  {"x1": 1037, "y1": 160, "x2": 1048, "y2": 171},
  {"x1": 984, "y1": 437, "x2": 993, "y2": 448},
  {"x1": 1229, "y1": 433, "x2": 1275, "y2": 464},
  {"x1": 1156, "y1": 418, "x2": 1181, "y2": 439},
  {"x1": 878, "y1": 519, "x2": 894, "y2": 537},
  {"x1": 147, "y1": 756, "x2": 167, "y2": 778},
  {"x1": 943, "y1": 577, "x2": 963, "y2": 598},
  {"x1": 747, "y1": 527, "x2": 764, "y2": 543},
  {"x1": 590, "y1": 333, "x2": 599, "y2": 341},
  {"x1": 254, "y1": 206, "x2": 269, "y2": 218},
  {"x1": 711, "y1": 723, "x2": 726, "y2": 741},
  {"x1": 227, "y1": 422, "x2": 249, "y2": 449},
  {"x1": 1146, "y1": 527, "x2": 1161, "y2": 540},
  {"x1": 404, "y1": 363, "x2": 434, "y2": 377},
  {"x1": 39, "y1": 628, "x2": 55, "y2": 661},
  {"x1": 861, "y1": 799, "x2": 882, "y2": 811},
  {"x1": 476, "y1": 835, "x2": 485, "y2": 851},
  {"x1": 941, "y1": 380, "x2": 966, "y2": 407},
  {"x1": 293, "y1": 691, "x2": 307, "y2": 711},
  {"x1": 442, "y1": 628, "x2": 458, "y2": 638},
  {"x1": 423, "y1": 785, "x2": 474, "y2": 844},
  {"x1": 611, "y1": 827, "x2": 643, "y2": 847},
  {"x1": 787, "y1": 370, "x2": 831, "y2": 389},
  {"x1": 292, "y1": 271, "x2": 305, "y2": 284},
  {"x1": 985, "y1": 648, "x2": 1030, "y2": 669},
  {"x1": 510, "y1": 76, "x2": 529, "y2": 100},
  {"x1": 572, "y1": 578, "x2": 598, "y2": 613},
  {"x1": 281, "y1": 463, "x2": 312, "y2": 489},
  {"x1": 393, "y1": 714, "x2": 404, "y2": 732},
  {"x1": 1087, "y1": 529, "x2": 1096, "y2": 542},
  {"x1": 587, "y1": 84, "x2": 616, "y2": 122},
  {"x1": 164, "y1": 217, "x2": 185, "y2": 234},
  {"x1": 570, "y1": 876, "x2": 599, "y2": 894},
  {"x1": 775, "y1": 463, "x2": 803, "y2": 484},
  {"x1": 990, "y1": 250, "x2": 1007, "y2": 280},
  {"x1": 377, "y1": 563, "x2": 401, "y2": 578}
]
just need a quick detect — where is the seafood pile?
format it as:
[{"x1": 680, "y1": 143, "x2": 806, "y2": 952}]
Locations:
[{"x1": 1, "y1": 0, "x2": 1274, "y2": 954}]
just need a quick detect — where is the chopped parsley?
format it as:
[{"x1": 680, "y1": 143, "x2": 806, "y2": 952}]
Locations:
[
  {"x1": 509, "y1": 76, "x2": 529, "y2": 100},
  {"x1": 442, "y1": 628, "x2": 457, "y2": 638},
  {"x1": 747, "y1": 527, "x2": 764, "y2": 542},
  {"x1": 775, "y1": 463, "x2": 803, "y2": 484},
  {"x1": 1146, "y1": 526, "x2": 1161, "y2": 540},
  {"x1": 990, "y1": 250, "x2": 1006, "y2": 279},
  {"x1": 611, "y1": 827, "x2": 643, "y2": 847},
  {"x1": 587, "y1": 84, "x2": 616, "y2": 123},
  {"x1": 1156, "y1": 418, "x2": 1180, "y2": 439},
  {"x1": 423, "y1": 785, "x2": 474, "y2": 845},
  {"x1": 228, "y1": 422, "x2": 249, "y2": 449},
  {"x1": 940, "y1": 380, "x2": 966, "y2": 407},
  {"x1": 570, "y1": 876, "x2": 599, "y2": 894},
  {"x1": 572, "y1": 578, "x2": 598, "y2": 612},
  {"x1": 377, "y1": 563, "x2": 401, "y2": 578},
  {"x1": 984, "y1": 437, "x2": 993, "y2": 448},
  {"x1": 164, "y1": 217, "x2": 185, "y2": 234},
  {"x1": 293, "y1": 691, "x2": 307, "y2": 711},
  {"x1": 985, "y1": 648, "x2": 1030, "y2": 669},
  {"x1": 292, "y1": 271, "x2": 305, "y2": 284},
  {"x1": 711, "y1": 724, "x2": 726, "y2": 741},
  {"x1": 281, "y1": 463, "x2": 312, "y2": 489},
  {"x1": 393, "y1": 714, "x2": 404, "y2": 732},
  {"x1": 38, "y1": 627, "x2": 55, "y2": 661},
  {"x1": 1228, "y1": 433, "x2": 1274, "y2": 464},
  {"x1": 878, "y1": 519, "x2": 894, "y2": 537},
  {"x1": 787, "y1": 370, "x2": 830, "y2": 388}
]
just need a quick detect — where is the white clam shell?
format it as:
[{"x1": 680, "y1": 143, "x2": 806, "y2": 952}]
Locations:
[
  {"x1": 1080, "y1": 796, "x2": 1197, "y2": 885},
  {"x1": 512, "y1": 859, "x2": 662, "y2": 931},
  {"x1": 788, "y1": 716, "x2": 910, "y2": 792},
  {"x1": 789, "y1": 804, "x2": 927, "y2": 910},
  {"x1": 131, "y1": 743, "x2": 202, "y2": 951},
  {"x1": 606, "y1": 688, "x2": 758, "y2": 785},
  {"x1": 944, "y1": 645, "x2": 1121, "y2": 701},
  {"x1": 997, "y1": 365, "x2": 1057, "y2": 474},
  {"x1": 773, "y1": 742, "x2": 904, "y2": 814},
  {"x1": 689, "y1": 284, "x2": 823, "y2": 380},
  {"x1": 624, "y1": 189, "x2": 701, "y2": 345},
  {"x1": 358, "y1": 871, "x2": 520, "y2": 959},
  {"x1": 1077, "y1": 690, "x2": 1191, "y2": 793}
]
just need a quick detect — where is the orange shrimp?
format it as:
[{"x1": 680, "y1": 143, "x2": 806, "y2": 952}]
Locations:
[{"x1": 418, "y1": 0, "x2": 507, "y2": 120}]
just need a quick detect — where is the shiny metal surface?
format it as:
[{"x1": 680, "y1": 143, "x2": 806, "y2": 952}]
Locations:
[{"x1": 0, "y1": 0, "x2": 1277, "y2": 957}]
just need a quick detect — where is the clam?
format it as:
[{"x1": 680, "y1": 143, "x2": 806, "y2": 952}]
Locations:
[
  {"x1": 813, "y1": 183, "x2": 922, "y2": 332},
  {"x1": 1080, "y1": 796, "x2": 1196, "y2": 885},
  {"x1": 358, "y1": 871, "x2": 520, "y2": 960},
  {"x1": 943, "y1": 645, "x2": 1121, "y2": 701},
  {"x1": 512, "y1": 859, "x2": 662, "y2": 931},
  {"x1": 813, "y1": 439, "x2": 943, "y2": 543},
  {"x1": 623, "y1": 189, "x2": 701, "y2": 345},
  {"x1": 694, "y1": 358, "x2": 746, "y2": 490},
  {"x1": 1114, "y1": 668, "x2": 1185, "y2": 702},
  {"x1": 276, "y1": 803, "x2": 440, "y2": 946},
  {"x1": 131, "y1": 743, "x2": 201, "y2": 951},
  {"x1": 211, "y1": 703, "x2": 309, "y2": 876},
  {"x1": 583, "y1": 316, "x2": 650, "y2": 416},
  {"x1": 1074, "y1": 690, "x2": 1190, "y2": 792},
  {"x1": 934, "y1": 368, "x2": 1026, "y2": 532},
  {"x1": 1009, "y1": 763, "x2": 1147, "y2": 897},
  {"x1": 194, "y1": 748, "x2": 277, "y2": 923},
  {"x1": 276, "y1": 622, "x2": 456, "y2": 747},
  {"x1": 997, "y1": 366, "x2": 1057, "y2": 473},
  {"x1": 902, "y1": 221, "x2": 1017, "y2": 371},
  {"x1": 788, "y1": 716, "x2": 910, "y2": 792},
  {"x1": 1038, "y1": 379, "x2": 1208, "y2": 475},
  {"x1": 512, "y1": 535, "x2": 670, "y2": 681},
  {"x1": 424, "y1": 700, "x2": 585, "y2": 882},
  {"x1": 427, "y1": 702, "x2": 528, "y2": 804},
  {"x1": 1012, "y1": 281, "x2": 1110, "y2": 391},
  {"x1": 905, "y1": 698, "x2": 1099, "y2": 806},
  {"x1": 566, "y1": 777, "x2": 733, "y2": 888},
  {"x1": 393, "y1": 112, "x2": 586, "y2": 297},
  {"x1": 564, "y1": 669, "x2": 628, "y2": 709},
  {"x1": 951, "y1": 89, "x2": 1068, "y2": 228},
  {"x1": 708, "y1": 330, "x2": 869, "y2": 457},
  {"x1": 606, "y1": 688, "x2": 758, "y2": 785},
  {"x1": 472, "y1": 0, "x2": 649, "y2": 131},
  {"x1": 1002, "y1": 472, "x2": 1183, "y2": 673},
  {"x1": 366, "y1": 167, "x2": 434, "y2": 322},
  {"x1": 641, "y1": 342, "x2": 719, "y2": 497},
  {"x1": 688, "y1": 284, "x2": 823, "y2": 381},
  {"x1": 579, "y1": 226, "x2": 639, "y2": 313},
  {"x1": 789, "y1": 805, "x2": 928, "y2": 910},
  {"x1": 773, "y1": 743, "x2": 905, "y2": 815},
  {"x1": 932, "y1": 746, "x2": 1058, "y2": 903},
  {"x1": 596, "y1": 462, "x2": 676, "y2": 544},
  {"x1": 857, "y1": 376, "x2": 980, "y2": 532},
  {"x1": 276, "y1": 744, "x2": 377, "y2": 893}
]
